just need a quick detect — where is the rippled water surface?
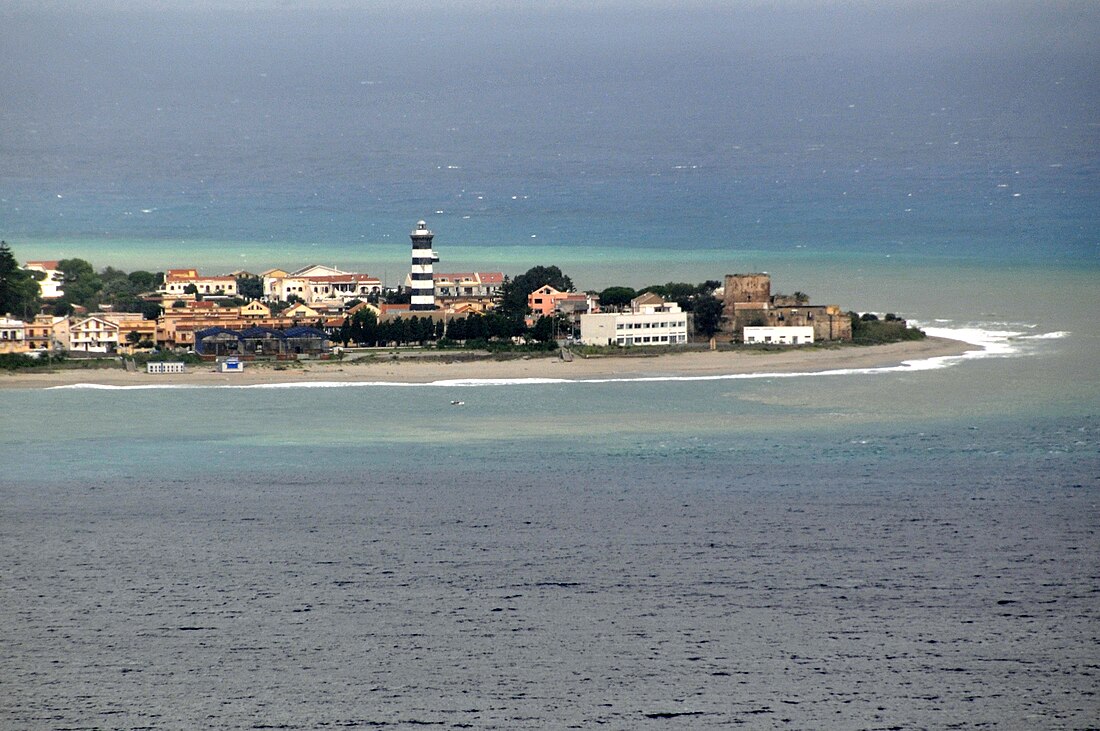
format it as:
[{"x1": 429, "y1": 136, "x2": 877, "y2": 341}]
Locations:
[{"x1": 2, "y1": 383, "x2": 1098, "y2": 729}]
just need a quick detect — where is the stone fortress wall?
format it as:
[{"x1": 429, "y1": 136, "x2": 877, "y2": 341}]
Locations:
[{"x1": 721, "y1": 273, "x2": 852, "y2": 342}]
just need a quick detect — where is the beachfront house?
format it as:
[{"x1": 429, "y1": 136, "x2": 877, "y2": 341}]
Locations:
[
  {"x1": 69, "y1": 316, "x2": 121, "y2": 353},
  {"x1": 24, "y1": 315, "x2": 69, "y2": 353},
  {"x1": 578, "y1": 293, "x2": 688, "y2": 347},
  {"x1": 743, "y1": 326, "x2": 815, "y2": 345}
]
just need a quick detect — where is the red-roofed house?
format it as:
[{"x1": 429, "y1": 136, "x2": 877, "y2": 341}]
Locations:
[
  {"x1": 263, "y1": 267, "x2": 382, "y2": 305},
  {"x1": 432, "y1": 271, "x2": 505, "y2": 299}
]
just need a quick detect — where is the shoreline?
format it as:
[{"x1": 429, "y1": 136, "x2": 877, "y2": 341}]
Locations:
[{"x1": 0, "y1": 337, "x2": 973, "y2": 390}]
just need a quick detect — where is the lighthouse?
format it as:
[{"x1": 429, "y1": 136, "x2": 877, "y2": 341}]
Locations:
[{"x1": 409, "y1": 220, "x2": 438, "y2": 311}]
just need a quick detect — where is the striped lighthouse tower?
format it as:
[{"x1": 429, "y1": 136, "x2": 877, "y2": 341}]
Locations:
[{"x1": 409, "y1": 220, "x2": 438, "y2": 311}]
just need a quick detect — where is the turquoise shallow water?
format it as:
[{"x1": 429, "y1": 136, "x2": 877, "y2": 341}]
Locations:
[
  {"x1": 2, "y1": 379, "x2": 1097, "y2": 728},
  {"x1": 3, "y1": 259, "x2": 1096, "y2": 727}
]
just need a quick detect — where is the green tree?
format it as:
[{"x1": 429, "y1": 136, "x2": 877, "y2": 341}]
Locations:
[
  {"x1": 128, "y1": 270, "x2": 159, "y2": 292},
  {"x1": 498, "y1": 265, "x2": 574, "y2": 317},
  {"x1": 639, "y1": 281, "x2": 720, "y2": 312},
  {"x1": 488, "y1": 312, "x2": 523, "y2": 339},
  {"x1": 384, "y1": 288, "x2": 410, "y2": 305},
  {"x1": 414, "y1": 316, "x2": 435, "y2": 344},
  {"x1": 57, "y1": 258, "x2": 102, "y2": 308},
  {"x1": 98, "y1": 266, "x2": 145, "y2": 311},
  {"x1": 849, "y1": 310, "x2": 924, "y2": 344},
  {"x1": 446, "y1": 315, "x2": 467, "y2": 341},
  {"x1": 598, "y1": 286, "x2": 636, "y2": 310},
  {"x1": 236, "y1": 274, "x2": 263, "y2": 300},
  {"x1": 140, "y1": 301, "x2": 162, "y2": 320},
  {"x1": 692, "y1": 294, "x2": 725, "y2": 338},
  {"x1": 0, "y1": 242, "x2": 42, "y2": 317},
  {"x1": 346, "y1": 308, "x2": 378, "y2": 345},
  {"x1": 529, "y1": 315, "x2": 560, "y2": 343}
]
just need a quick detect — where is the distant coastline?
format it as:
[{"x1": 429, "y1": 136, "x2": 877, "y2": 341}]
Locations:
[{"x1": 0, "y1": 337, "x2": 972, "y2": 390}]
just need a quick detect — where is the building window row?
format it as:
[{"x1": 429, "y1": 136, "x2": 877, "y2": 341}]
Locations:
[
  {"x1": 616, "y1": 320, "x2": 683, "y2": 330},
  {"x1": 615, "y1": 334, "x2": 688, "y2": 345}
]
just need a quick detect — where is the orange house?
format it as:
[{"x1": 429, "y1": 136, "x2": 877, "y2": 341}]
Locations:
[{"x1": 527, "y1": 285, "x2": 571, "y2": 316}]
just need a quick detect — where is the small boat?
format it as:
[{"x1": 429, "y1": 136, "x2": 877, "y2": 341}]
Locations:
[{"x1": 450, "y1": 400, "x2": 465, "y2": 406}]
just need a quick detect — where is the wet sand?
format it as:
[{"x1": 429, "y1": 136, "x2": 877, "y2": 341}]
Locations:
[{"x1": 0, "y1": 337, "x2": 972, "y2": 389}]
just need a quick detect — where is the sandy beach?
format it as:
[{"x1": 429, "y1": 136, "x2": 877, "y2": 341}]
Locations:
[{"x1": 0, "y1": 337, "x2": 973, "y2": 389}]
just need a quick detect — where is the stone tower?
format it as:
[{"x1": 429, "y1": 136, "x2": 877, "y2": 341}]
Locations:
[{"x1": 409, "y1": 220, "x2": 438, "y2": 311}]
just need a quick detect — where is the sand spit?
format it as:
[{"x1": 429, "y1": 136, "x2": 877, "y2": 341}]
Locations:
[{"x1": 0, "y1": 338, "x2": 973, "y2": 390}]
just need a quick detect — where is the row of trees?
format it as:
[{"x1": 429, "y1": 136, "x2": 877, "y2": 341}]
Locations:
[
  {"x1": 337, "y1": 309, "x2": 561, "y2": 348},
  {"x1": 339, "y1": 311, "x2": 443, "y2": 347}
]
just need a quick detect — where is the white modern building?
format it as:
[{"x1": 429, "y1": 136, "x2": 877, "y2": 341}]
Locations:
[
  {"x1": 579, "y1": 293, "x2": 688, "y2": 346},
  {"x1": 743, "y1": 326, "x2": 814, "y2": 345}
]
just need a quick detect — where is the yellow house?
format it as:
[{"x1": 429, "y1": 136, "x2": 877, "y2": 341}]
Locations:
[
  {"x1": 345, "y1": 301, "x2": 381, "y2": 318},
  {"x1": 24, "y1": 314, "x2": 69, "y2": 352},
  {"x1": 239, "y1": 301, "x2": 272, "y2": 319},
  {"x1": 282, "y1": 302, "x2": 320, "y2": 319},
  {"x1": 0, "y1": 316, "x2": 29, "y2": 354}
]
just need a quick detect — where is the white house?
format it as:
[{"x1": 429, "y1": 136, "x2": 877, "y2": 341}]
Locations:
[
  {"x1": 431, "y1": 272, "x2": 505, "y2": 300},
  {"x1": 743, "y1": 326, "x2": 814, "y2": 345},
  {"x1": 23, "y1": 261, "x2": 64, "y2": 299},
  {"x1": 263, "y1": 265, "x2": 381, "y2": 305},
  {"x1": 161, "y1": 269, "x2": 238, "y2": 298},
  {"x1": 579, "y1": 293, "x2": 688, "y2": 346},
  {"x1": 69, "y1": 316, "x2": 121, "y2": 353}
]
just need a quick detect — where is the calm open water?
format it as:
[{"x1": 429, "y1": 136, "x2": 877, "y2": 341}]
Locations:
[{"x1": 2, "y1": 2, "x2": 1099, "y2": 727}]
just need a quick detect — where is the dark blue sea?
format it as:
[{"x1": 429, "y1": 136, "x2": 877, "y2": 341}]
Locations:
[{"x1": 1, "y1": 2, "x2": 1098, "y2": 728}]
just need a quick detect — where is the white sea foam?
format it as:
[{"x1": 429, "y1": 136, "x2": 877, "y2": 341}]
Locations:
[
  {"x1": 45, "y1": 324, "x2": 1066, "y2": 392},
  {"x1": 1019, "y1": 330, "x2": 1070, "y2": 340},
  {"x1": 48, "y1": 383, "x2": 195, "y2": 391}
]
